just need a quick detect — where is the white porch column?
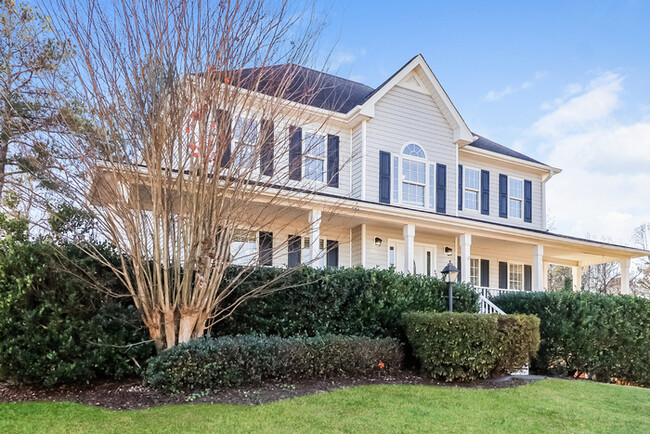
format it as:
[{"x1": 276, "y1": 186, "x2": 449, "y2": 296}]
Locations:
[
  {"x1": 572, "y1": 266, "x2": 582, "y2": 292},
  {"x1": 460, "y1": 233, "x2": 471, "y2": 283},
  {"x1": 620, "y1": 258, "x2": 631, "y2": 294},
  {"x1": 543, "y1": 262, "x2": 550, "y2": 291},
  {"x1": 308, "y1": 210, "x2": 322, "y2": 267},
  {"x1": 533, "y1": 246, "x2": 544, "y2": 292},
  {"x1": 404, "y1": 223, "x2": 415, "y2": 274}
]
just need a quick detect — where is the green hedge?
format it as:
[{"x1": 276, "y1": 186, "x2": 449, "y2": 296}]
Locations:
[
  {"x1": 216, "y1": 266, "x2": 479, "y2": 339},
  {"x1": 0, "y1": 239, "x2": 154, "y2": 386},
  {"x1": 493, "y1": 291, "x2": 650, "y2": 386},
  {"x1": 402, "y1": 312, "x2": 540, "y2": 381},
  {"x1": 144, "y1": 335, "x2": 403, "y2": 393}
]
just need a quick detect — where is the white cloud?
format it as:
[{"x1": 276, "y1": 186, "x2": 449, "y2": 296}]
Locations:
[
  {"x1": 521, "y1": 72, "x2": 650, "y2": 244},
  {"x1": 483, "y1": 71, "x2": 548, "y2": 102}
]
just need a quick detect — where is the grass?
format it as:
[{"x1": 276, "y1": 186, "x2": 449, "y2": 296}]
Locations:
[{"x1": 1, "y1": 379, "x2": 649, "y2": 433}]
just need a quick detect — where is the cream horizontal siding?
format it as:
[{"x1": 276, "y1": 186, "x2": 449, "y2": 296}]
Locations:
[
  {"x1": 350, "y1": 123, "x2": 363, "y2": 199},
  {"x1": 365, "y1": 85, "x2": 456, "y2": 212},
  {"x1": 351, "y1": 225, "x2": 362, "y2": 266},
  {"x1": 457, "y1": 156, "x2": 544, "y2": 230}
]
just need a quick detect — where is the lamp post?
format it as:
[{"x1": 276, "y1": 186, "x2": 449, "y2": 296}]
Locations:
[{"x1": 441, "y1": 260, "x2": 459, "y2": 312}]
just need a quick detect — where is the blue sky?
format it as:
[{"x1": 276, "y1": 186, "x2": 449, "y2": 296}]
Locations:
[{"x1": 318, "y1": 0, "x2": 650, "y2": 245}]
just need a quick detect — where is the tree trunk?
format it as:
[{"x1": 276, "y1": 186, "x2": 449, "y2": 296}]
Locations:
[
  {"x1": 163, "y1": 309, "x2": 177, "y2": 349},
  {"x1": 145, "y1": 313, "x2": 165, "y2": 352},
  {"x1": 178, "y1": 311, "x2": 200, "y2": 344},
  {"x1": 0, "y1": 136, "x2": 8, "y2": 198}
]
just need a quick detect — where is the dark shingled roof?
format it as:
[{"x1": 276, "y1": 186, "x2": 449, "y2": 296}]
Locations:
[
  {"x1": 234, "y1": 62, "x2": 546, "y2": 166},
  {"x1": 237, "y1": 64, "x2": 374, "y2": 114},
  {"x1": 467, "y1": 135, "x2": 546, "y2": 165}
]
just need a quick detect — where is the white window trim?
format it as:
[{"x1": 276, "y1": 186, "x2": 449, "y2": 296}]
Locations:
[
  {"x1": 396, "y1": 142, "x2": 434, "y2": 209},
  {"x1": 469, "y1": 256, "x2": 481, "y2": 286},
  {"x1": 302, "y1": 130, "x2": 327, "y2": 183},
  {"x1": 463, "y1": 166, "x2": 481, "y2": 213},
  {"x1": 231, "y1": 117, "x2": 261, "y2": 171},
  {"x1": 508, "y1": 262, "x2": 524, "y2": 291},
  {"x1": 508, "y1": 176, "x2": 524, "y2": 219}
]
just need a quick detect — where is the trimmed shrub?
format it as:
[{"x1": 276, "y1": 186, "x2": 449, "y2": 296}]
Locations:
[
  {"x1": 493, "y1": 291, "x2": 650, "y2": 386},
  {"x1": 0, "y1": 239, "x2": 154, "y2": 386},
  {"x1": 215, "y1": 266, "x2": 479, "y2": 339},
  {"x1": 402, "y1": 312, "x2": 540, "y2": 381},
  {"x1": 144, "y1": 335, "x2": 403, "y2": 393}
]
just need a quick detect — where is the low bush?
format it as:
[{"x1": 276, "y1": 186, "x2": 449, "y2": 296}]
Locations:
[
  {"x1": 493, "y1": 291, "x2": 650, "y2": 386},
  {"x1": 0, "y1": 238, "x2": 154, "y2": 386},
  {"x1": 144, "y1": 335, "x2": 403, "y2": 393},
  {"x1": 215, "y1": 266, "x2": 479, "y2": 339},
  {"x1": 402, "y1": 312, "x2": 540, "y2": 381}
]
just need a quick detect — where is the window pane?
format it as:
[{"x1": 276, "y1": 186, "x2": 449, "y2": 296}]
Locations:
[
  {"x1": 465, "y1": 169, "x2": 480, "y2": 190},
  {"x1": 389, "y1": 246, "x2": 395, "y2": 266},
  {"x1": 403, "y1": 143, "x2": 425, "y2": 158},
  {"x1": 470, "y1": 258, "x2": 480, "y2": 286},
  {"x1": 465, "y1": 190, "x2": 478, "y2": 211},
  {"x1": 234, "y1": 118, "x2": 259, "y2": 145},
  {"x1": 393, "y1": 156, "x2": 399, "y2": 203},
  {"x1": 234, "y1": 144, "x2": 255, "y2": 166},
  {"x1": 509, "y1": 198, "x2": 522, "y2": 218},
  {"x1": 402, "y1": 183, "x2": 425, "y2": 206},
  {"x1": 402, "y1": 159, "x2": 426, "y2": 184},
  {"x1": 231, "y1": 230, "x2": 257, "y2": 265},
  {"x1": 510, "y1": 178, "x2": 523, "y2": 199},
  {"x1": 429, "y1": 164, "x2": 435, "y2": 209},
  {"x1": 304, "y1": 133, "x2": 325, "y2": 158},
  {"x1": 509, "y1": 264, "x2": 523, "y2": 290},
  {"x1": 304, "y1": 157, "x2": 324, "y2": 181}
]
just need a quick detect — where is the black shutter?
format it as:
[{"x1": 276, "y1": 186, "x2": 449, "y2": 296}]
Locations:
[
  {"x1": 524, "y1": 265, "x2": 532, "y2": 291},
  {"x1": 499, "y1": 174, "x2": 508, "y2": 218},
  {"x1": 481, "y1": 170, "x2": 490, "y2": 215},
  {"x1": 289, "y1": 127, "x2": 302, "y2": 180},
  {"x1": 260, "y1": 120, "x2": 274, "y2": 176},
  {"x1": 327, "y1": 135, "x2": 339, "y2": 188},
  {"x1": 258, "y1": 231, "x2": 273, "y2": 266},
  {"x1": 436, "y1": 163, "x2": 447, "y2": 213},
  {"x1": 218, "y1": 110, "x2": 232, "y2": 167},
  {"x1": 379, "y1": 151, "x2": 391, "y2": 204},
  {"x1": 288, "y1": 235, "x2": 301, "y2": 267},
  {"x1": 457, "y1": 256, "x2": 462, "y2": 283},
  {"x1": 524, "y1": 180, "x2": 532, "y2": 223},
  {"x1": 458, "y1": 164, "x2": 463, "y2": 210},
  {"x1": 326, "y1": 240, "x2": 339, "y2": 268},
  {"x1": 480, "y1": 259, "x2": 490, "y2": 287},
  {"x1": 499, "y1": 261, "x2": 508, "y2": 289}
]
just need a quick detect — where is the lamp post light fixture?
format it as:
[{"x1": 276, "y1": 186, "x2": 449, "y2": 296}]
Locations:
[
  {"x1": 441, "y1": 260, "x2": 459, "y2": 312},
  {"x1": 374, "y1": 237, "x2": 383, "y2": 247}
]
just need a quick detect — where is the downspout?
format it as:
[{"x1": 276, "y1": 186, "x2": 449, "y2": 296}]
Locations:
[
  {"x1": 361, "y1": 120, "x2": 367, "y2": 201},
  {"x1": 541, "y1": 169, "x2": 556, "y2": 231}
]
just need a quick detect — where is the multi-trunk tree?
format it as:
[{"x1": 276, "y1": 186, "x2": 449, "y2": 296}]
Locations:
[{"x1": 45, "y1": 0, "x2": 346, "y2": 351}]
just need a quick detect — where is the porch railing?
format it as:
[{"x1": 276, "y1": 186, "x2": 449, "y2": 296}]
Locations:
[
  {"x1": 475, "y1": 286, "x2": 522, "y2": 299},
  {"x1": 477, "y1": 294, "x2": 506, "y2": 315}
]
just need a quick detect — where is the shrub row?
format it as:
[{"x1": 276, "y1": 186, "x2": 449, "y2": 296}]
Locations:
[
  {"x1": 493, "y1": 291, "x2": 650, "y2": 386},
  {"x1": 0, "y1": 239, "x2": 154, "y2": 386},
  {"x1": 144, "y1": 335, "x2": 403, "y2": 393},
  {"x1": 216, "y1": 266, "x2": 479, "y2": 339},
  {"x1": 402, "y1": 312, "x2": 540, "y2": 381}
]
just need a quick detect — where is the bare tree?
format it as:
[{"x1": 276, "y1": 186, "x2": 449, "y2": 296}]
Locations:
[
  {"x1": 44, "y1": 0, "x2": 349, "y2": 351},
  {"x1": 632, "y1": 223, "x2": 650, "y2": 298}
]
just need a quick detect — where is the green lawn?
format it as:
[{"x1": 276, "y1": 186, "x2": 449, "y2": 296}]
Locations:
[{"x1": 1, "y1": 379, "x2": 648, "y2": 433}]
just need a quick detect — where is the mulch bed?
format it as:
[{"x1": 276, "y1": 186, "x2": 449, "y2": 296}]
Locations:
[{"x1": 0, "y1": 371, "x2": 541, "y2": 410}]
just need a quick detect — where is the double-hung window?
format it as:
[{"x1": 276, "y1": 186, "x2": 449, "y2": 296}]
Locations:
[
  {"x1": 233, "y1": 118, "x2": 259, "y2": 167},
  {"x1": 470, "y1": 258, "x2": 480, "y2": 286},
  {"x1": 464, "y1": 168, "x2": 480, "y2": 211},
  {"x1": 509, "y1": 178, "x2": 523, "y2": 218},
  {"x1": 401, "y1": 144, "x2": 427, "y2": 207},
  {"x1": 303, "y1": 132, "x2": 326, "y2": 182},
  {"x1": 230, "y1": 230, "x2": 257, "y2": 265},
  {"x1": 509, "y1": 263, "x2": 523, "y2": 290}
]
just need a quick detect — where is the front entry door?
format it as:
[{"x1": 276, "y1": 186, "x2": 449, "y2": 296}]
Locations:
[{"x1": 388, "y1": 241, "x2": 436, "y2": 276}]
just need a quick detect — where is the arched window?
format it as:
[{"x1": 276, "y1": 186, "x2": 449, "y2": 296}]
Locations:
[
  {"x1": 403, "y1": 143, "x2": 425, "y2": 158},
  {"x1": 401, "y1": 144, "x2": 427, "y2": 206}
]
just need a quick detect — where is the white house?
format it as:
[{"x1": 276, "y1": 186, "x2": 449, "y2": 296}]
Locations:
[{"x1": 93, "y1": 54, "x2": 648, "y2": 300}]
